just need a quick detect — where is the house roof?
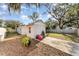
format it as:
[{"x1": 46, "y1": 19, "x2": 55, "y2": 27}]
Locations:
[{"x1": 26, "y1": 20, "x2": 44, "y2": 26}]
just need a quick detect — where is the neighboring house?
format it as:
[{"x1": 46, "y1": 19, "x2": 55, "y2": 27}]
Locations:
[{"x1": 17, "y1": 20, "x2": 46, "y2": 38}]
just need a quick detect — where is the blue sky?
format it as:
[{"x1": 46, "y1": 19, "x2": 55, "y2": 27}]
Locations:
[{"x1": 0, "y1": 4, "x2": 52, "y2": 25}]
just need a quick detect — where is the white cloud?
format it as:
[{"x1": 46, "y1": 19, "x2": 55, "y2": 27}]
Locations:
[
  {"x1": 0, "y1": 5, "x2": 7, "y2": 10},
  {"x1": 0, "y1": 11, "x2": 6, "y2": 15},
  {"x1": 20, "y1": 15, "x2": 28, "y2": 19},
  {"x1": 47, "y1": 14, "x2": 52, "y2": 18},
  {"x1": 39, "y1": 14, "x2": 43, "y2": 19},
  {"x1": 21, "y1": 6, "x2": 28, "y2": 10},
  {"x1": 53, "y1": 3, "x2": 57, "y2": 6}
]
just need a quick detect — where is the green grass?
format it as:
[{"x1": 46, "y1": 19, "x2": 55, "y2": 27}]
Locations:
[
  {"x1": 47, "y1": 33, "x2": 79, "y2": 43},
  {"x1": 6, "y1": 32, "x2": 20, "y2": 38}
]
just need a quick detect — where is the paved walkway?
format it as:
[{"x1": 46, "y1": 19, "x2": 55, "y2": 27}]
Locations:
[
  {"x1": 3, "y1": 35, "x2": 22, "y2": 41},
  {"x1": 41, "y1": 37, "x2": 79, "y2": 56}
]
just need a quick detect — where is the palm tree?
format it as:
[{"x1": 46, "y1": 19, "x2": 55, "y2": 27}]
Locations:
[{"x1": 28, "y1": 12, "x2": 39, "y2": 22}]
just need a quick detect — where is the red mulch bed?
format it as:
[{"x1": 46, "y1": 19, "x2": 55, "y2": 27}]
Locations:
[{"x1": 0, "y1": 38, "x2": 71, "y2": 56}]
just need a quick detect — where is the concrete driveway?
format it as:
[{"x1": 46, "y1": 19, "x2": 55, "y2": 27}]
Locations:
[{"x1": 41, "y1": 37, "x2": 79, "y2": 56}]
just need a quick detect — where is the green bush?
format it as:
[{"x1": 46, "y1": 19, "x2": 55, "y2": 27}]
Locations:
[
  {"x1": 6, "y1": 27, "x2": 15, "y2": 33},
  {"x1": 21, "y1": 35, "x2": 31, "y2": 47},
  {"x1": 41, "y1": 31, "x2": 45, "y2": 38}
]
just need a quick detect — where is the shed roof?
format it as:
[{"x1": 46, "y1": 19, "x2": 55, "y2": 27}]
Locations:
[{"x1": 26, "y1": 20, "x2": 44, "y2": 26}]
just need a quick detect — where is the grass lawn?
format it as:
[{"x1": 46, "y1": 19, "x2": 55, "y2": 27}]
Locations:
[
  {"x1": 5, "y1": 32, "x2": 20, "y2": 38},
  {"x1": 47, "y1": 33, "x2": 79, "y2": 43}
]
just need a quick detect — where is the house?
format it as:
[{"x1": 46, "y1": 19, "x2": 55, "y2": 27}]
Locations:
[{"x1": 17, "y1": 20, "x2": 46, "y2": 38}]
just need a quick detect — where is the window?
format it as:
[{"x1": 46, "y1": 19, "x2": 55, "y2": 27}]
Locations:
[{"x1": 29, "y1": 27, "x2": 31, "y2": 33}]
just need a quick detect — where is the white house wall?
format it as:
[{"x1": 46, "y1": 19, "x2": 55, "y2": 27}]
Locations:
[
  {"x1": 17, "y1": 21, "x2": 46, "y2": 38},
  {"x1": 17, "y1": 26, "x2": 26, "y2": 35},
  {"x1": 32, "y1": 22, "x2": 46, "y2": 38},
  {"x1": 25, "y1": 26, "x2": 35, "y2": 38},
  {"x1": 28, "y1": 22, "x2": 45, "y2": 38},
  {"x1": 17, "y1": 27, "x2": 22, "y2": 34},
  {"x1": 47, "y1": 26, "x2": 77, "y2": 34}
]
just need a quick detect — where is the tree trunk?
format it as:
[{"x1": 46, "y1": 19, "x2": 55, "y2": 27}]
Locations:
[
  {"x1": 59, "y1": 19, "x2": 63, "y2": 29},
  {"x1": 77, "y1": 28, "x2": 79, "y2": 36},
  {"x1": 76, "y1": 20, "x2": 79, "y2": 36}
]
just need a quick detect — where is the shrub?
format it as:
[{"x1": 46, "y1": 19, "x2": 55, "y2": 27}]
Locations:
[
  {"x1": 6, "y1": 27, "x2": 15, "y2": 33},
  {"x1": 21, "y1": 35, "x2": 31, "y2": 47},
  {"x1": 41, "y1": 31, "x2": 45, "y2": 38}
]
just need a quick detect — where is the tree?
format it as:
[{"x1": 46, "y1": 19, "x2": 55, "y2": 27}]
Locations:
[
  {"x1": 45, "y1": 3, "x2": 71, "y2": 29},
  {"x1": 5, "y1": 20, "x2": 21, "y2": 29},
  {"x1": 63, "y1": 4, "x2": 79, "y2": 36},
  {"x1": 45, "y1": 18, "x2": 52, "y2": 30},
  {"x1": 0, "y1": 19, "x2": 3, "y2": 27},
  {"x1": 28, "y1": 12, "x2": 39, "y2": 22},
  {"x1": 64, "y1": 4, "x2": 79, "y2": 28},
  {"x1": 7, "y1": 3, "x2": 42, "y2": 13},
  {"x1": 45, "y1": 18, "x2": 58, "y2": 30}
]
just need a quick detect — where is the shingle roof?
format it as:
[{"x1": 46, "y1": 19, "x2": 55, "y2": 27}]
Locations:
[{"x1": 26, "y1": 20, "x2": 44, "y2": 26}]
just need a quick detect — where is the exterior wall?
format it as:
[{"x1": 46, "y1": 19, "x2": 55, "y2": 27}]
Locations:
[
  {"x1": 17, "y1": 22, "x2": 46, "y2": 38},
  {"x1": 25, "y1": 26, "x2": 35, "y2": 38},
  {"x1": 16, "y1": 27, "x2": 22, "y2": 34},
  {"x1": 47, "y1": 26, "x2": 76, "y2": 34},
  {"x1": 17, "y1": 26, "x2": 26, "y2": 35},
  {"x1": 28, "y1": 22, "x2": 45, "y2": 38}
]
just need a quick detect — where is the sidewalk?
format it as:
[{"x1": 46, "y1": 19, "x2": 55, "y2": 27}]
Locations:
[
  {"x1": 41, "y1": 37, "x2": 79, "y2": 56},
  {"x1": 3, "y1": 35, "x2": 21, "y2": 41}
]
